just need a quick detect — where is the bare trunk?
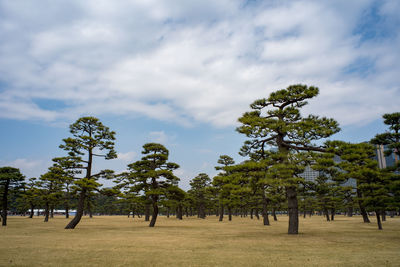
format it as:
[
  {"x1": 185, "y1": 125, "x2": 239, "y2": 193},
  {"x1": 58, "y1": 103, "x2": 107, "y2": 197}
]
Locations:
[
  {"x1": 262, "y1": 195, "x2": 270, "y2": 226},
  {"x1": 219, "y1": 204, "x2": 224, "y2": 222},
  {"x1": 357, "y1": 189, "x2": 370, "y2": 223},
  {"x1": 145, "y1": 203, "x2": 150, "y2": 221},
  {"x1": 178, "y1": 204, "x2": 183, "y2": 220},
  {"x1": 376, "y1": 210, "x2": 383, "y2": 230},
  {"x1": 286, "y1": 186, "x2": 299, "y2": 234},
  {"x1": 381, "y1": 210, "x2": 386, "y2": 221},
  {"x1": 324, "y1": 209, "x2": 330, "y2": 221},
  {"x1": 29, "y1": 203, "x2": 34, "y2": 218},
  {"x1": 167, "y1": 207, "x2": 170, "y2": 218},
  {"x1": 330, "y1": 208, "x2": 335, "y2": 221},
  {"x1": 255, "y1": 208, "x2": 260, "y2": 220},
  {"x1": 149, "y1": 197, "x2": 158, "y2": 227},
  {"x1": 50, "y1": 207, "x2": 54, "y2": 218},
  {"x1": 272, "y1": 208, "x2": 278, "y2": 221},
  {"x1": 347, "y1": 206, "x2": 353, "y2": 217},
  {"x1": 44, "y1": 202, "x2": 49, "y2": 222},
  {"x1": 65, "y1": 189, "x2": 86, "y2": 229},
  {"x1": 1, "y1": 179, "x2": 10, "y2": 226},
  {"x1": 228, "y1": 207, "x2": 232, "y2": 221}
]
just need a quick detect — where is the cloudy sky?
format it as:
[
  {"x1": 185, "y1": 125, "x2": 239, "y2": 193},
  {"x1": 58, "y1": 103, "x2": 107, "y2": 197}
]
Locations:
[{"x1": 1, "y1": 0, "x2": 399, "y2": 189}]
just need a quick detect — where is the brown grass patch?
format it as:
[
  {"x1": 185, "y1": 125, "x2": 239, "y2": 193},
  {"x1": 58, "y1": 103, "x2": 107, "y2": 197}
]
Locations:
[{"x1": 1, "y1": 215, "x2": 399, "y2": 266}]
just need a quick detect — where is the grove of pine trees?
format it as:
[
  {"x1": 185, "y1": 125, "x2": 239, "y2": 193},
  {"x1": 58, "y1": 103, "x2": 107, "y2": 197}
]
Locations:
[{"x1": 1, "y1": 85, "x2": 399, "y2": 234}]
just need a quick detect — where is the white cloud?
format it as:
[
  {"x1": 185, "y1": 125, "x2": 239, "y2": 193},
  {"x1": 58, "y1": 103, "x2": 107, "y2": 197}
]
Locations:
[
  {"x1": 117, "y1": 151, "x2": 136, "y2": 162},
  {"x1": 148, "y1": 131, "x2": 169, "y2": 144},
  {"x1": 0, "y1": 0, "x2": 399, "y2": 128},
  {"x1": 1, "y1": 158, "x2": 49, "y2": 178}
]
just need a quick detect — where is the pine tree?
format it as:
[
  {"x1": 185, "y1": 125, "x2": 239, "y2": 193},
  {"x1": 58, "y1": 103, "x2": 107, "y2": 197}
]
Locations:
[
  {"x1": 57, "y1": 117, "x2": 117, "y2": 229},
  {"x1": 0, "y1": 167, "x2": 24, "y2": 226},
  {"x1": 237, "y1": 84, "x2": 340, "y2": 234},
  {"x1": 127, "y1": 143, "x2": 179, "y2": 227}
]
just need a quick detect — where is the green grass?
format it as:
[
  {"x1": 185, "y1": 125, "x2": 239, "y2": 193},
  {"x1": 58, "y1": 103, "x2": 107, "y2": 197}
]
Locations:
[{"x1": 1, "y1": 215, "x2": 399, "y2": 266}]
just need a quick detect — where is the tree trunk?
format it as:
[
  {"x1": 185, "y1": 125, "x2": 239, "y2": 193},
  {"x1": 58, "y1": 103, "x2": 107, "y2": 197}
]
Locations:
[
  {"x1": 199, "y1": 203, "x2": 206, "y2": 219},
  {"x1": 185, "y1": 207, "x2": 189, "y2": 217},
  {"x1": 286, "y1": 186, "x2": 299, "y2": 234},
  {"x1": 250, "y1": 208, "x2": 254, "y2": 219},
  {"x1": 167, "y1": 207, "x2": 170, "y2": 218},
  {"x1": 65, "y1": 188, "x2": 86, "y2": 229},
  {"x1": 145, "y1": 204, "x2": 150, "y2": 221},
  {"x1": 50, "y1": 207, "x2": 54, "y2": 218},
  {"x1": 44, "y1": 202, "x2": 50, "y2": 222},
  {"x1": 347, "y1": 206, "x2": 353, "y2": 217},
  {"x1": 255, "y1": 208, "x2": 259, "y2": 220},
  {"x1": 381, "y1": 210, "x2": 386, "y2": 221},
  {"x1": 149, "y1": 198, "x2": 158, "y2": 227},
  {"x1": 330, "y1": 208, "x2": 335, "y2": 221},
  {"x1": 357, "y1": 189, "x2": 370, "y2": 223},
  {"x1": 262, "y1": 194, "x2": 270, "y2": 226},
  {"x1": 219, "y1": 204, "x2": 224, "y2": 222},
  {"x1": 29, "y1": 204, "x2": 34, "y2": 218},
  {"x1": 324, "y1": 209, "x2": 330, "y2": 221},
  {"x1": 177, "y1": 205, "x2": 183, "y2": 220},
  {"x1": 1, "y1": 179, "x2": 10, "y2": 226},
  {"x1": 228, "y1": 207, "x2": 232, "y2": 221},
  {"x1": 65, "y1": 201, "x2": 69, "y2": 219},
  {"x1": 272, "y1": 208, "x2": 278, "y2": 221},
  {"x1": 376, "y1": 210, "x2": 383, "y2": 230}
]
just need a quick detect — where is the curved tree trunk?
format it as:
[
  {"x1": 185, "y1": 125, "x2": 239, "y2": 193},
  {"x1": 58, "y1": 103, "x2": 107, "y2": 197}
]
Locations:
[
  {"x1": 286, "y1": 186, "x2": 299, "y2": 234},
  {"x1": 357, "y1": 189, "x2": 370, "y2": 223},
  {"x1": 65, "y1": 189, "x2": 86, "y2": 229},
  {"x1": 149, "y1": 199, "x2": 158, "y2": 227},
  {"x1": 272, "y1": 208, "x2": 278, "y2": 221}
]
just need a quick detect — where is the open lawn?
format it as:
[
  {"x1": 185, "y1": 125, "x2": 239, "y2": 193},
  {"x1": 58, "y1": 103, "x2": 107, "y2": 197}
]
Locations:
[{"x1": 1, "y1": 215, "x2": 399, "y2": 266}]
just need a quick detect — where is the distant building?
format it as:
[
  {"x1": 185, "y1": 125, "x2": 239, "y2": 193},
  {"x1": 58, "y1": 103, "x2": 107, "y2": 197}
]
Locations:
[{"x1": 375, "y1": 144, "x2": 397, "y2": 169}]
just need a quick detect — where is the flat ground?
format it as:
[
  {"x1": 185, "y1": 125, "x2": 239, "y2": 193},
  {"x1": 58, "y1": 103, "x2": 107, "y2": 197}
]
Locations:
[{"x1": 1, "y1": 215, "x2": 399, "y2": 266}]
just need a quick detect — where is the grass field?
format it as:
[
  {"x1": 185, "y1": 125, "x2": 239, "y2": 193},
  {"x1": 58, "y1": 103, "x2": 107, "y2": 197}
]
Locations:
[{"x1": 1, "y1": 215, "x2": 400, "y2": 266}]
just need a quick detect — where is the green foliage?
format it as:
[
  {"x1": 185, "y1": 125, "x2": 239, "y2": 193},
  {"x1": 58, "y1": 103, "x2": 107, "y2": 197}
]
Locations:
[
  {"x1": 371, "y1": 112, "x2": 400, "y2": 160},
  {"x1": 237, "y1": 84, "x2": 340, "y2": 233}
]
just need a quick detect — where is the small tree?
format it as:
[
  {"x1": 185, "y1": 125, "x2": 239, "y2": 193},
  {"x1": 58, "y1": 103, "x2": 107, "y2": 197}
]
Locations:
[
  {"x1": 38, "y1": 166, "x2": 64, "y2": 222},
  {"x1": 127, "y1": 143, "x2": 179, "y2": 227},
  {"x1": 213, "y1": 155, "x2": 235, "y2": 221},
  {"x1": 0, "y1": 167, "x2": 24, "y2": 226},
  {"x1": 189, "y1": 173, "x2": 211, "y2": 219}
]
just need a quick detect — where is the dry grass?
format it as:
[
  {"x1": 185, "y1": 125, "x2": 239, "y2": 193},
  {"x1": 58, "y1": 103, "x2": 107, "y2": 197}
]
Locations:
[{"x1": 1, "y1": 215, "x2": 399, "y2": 266}]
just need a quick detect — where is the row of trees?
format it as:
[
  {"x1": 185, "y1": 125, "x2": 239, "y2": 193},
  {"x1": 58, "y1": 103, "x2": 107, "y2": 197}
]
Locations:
[{"x1": 1, "y1": 85, "x2": 399, "y2": 234}]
